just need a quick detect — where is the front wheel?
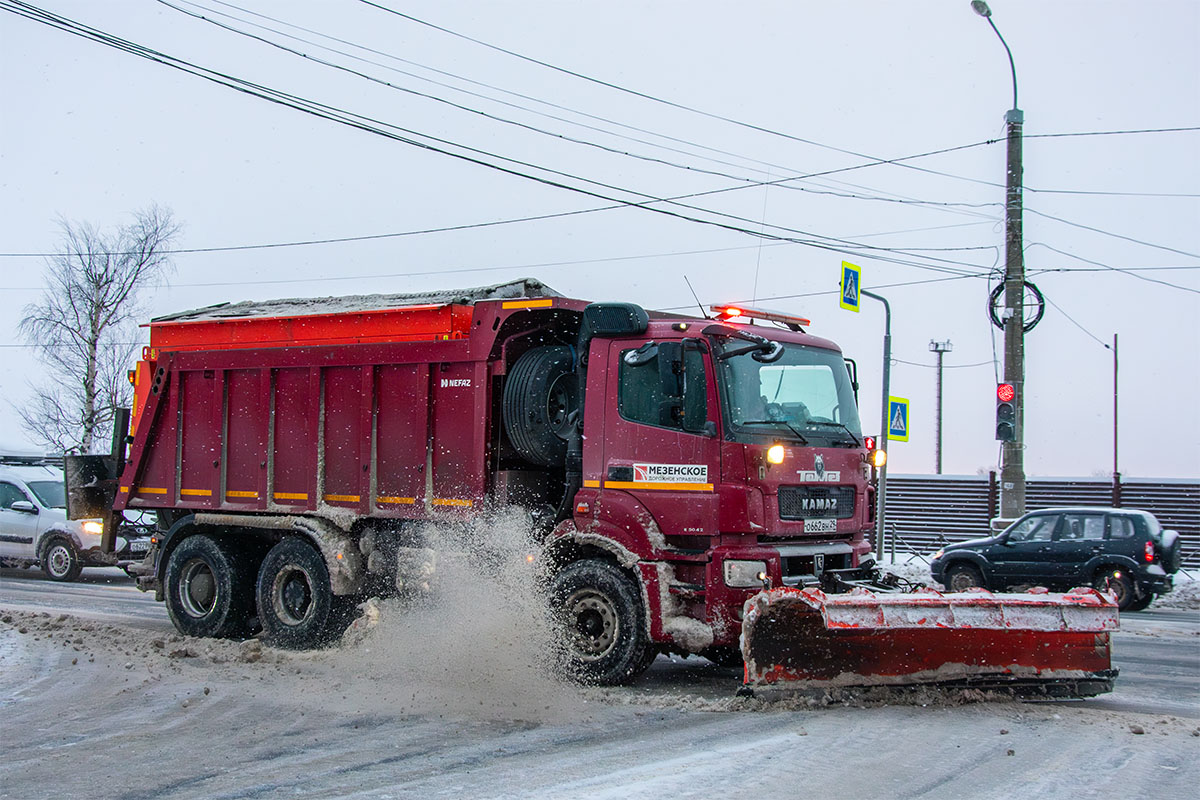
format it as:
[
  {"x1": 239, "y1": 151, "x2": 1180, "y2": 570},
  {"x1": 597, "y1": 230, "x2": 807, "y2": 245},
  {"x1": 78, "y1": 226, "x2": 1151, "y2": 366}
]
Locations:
[
  {"x1": 1094, "y1": 568, "x2": 1135, "y2": 610},
  {"x1": 944, "y1": 562, "x2": 985, "y2": 593},
  {"x1": 42, "y1": 538, "x2": 82, "y2": 582},
  {"x1": 256, "y1": 538, "x2": 355, "y2": 649},
  {"x1": 1125, "y1": 592, "x2": 1154, "y2": 612},
  {"x1": 548, "y1": 559, "x2": 653, "y2": 685}
]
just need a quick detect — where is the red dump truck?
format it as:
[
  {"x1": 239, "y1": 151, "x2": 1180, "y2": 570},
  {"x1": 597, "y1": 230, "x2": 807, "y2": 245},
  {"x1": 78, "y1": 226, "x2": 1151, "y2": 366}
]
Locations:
[{"x1": 67, "y1": 279, "x2": 1118, "y2": 693}]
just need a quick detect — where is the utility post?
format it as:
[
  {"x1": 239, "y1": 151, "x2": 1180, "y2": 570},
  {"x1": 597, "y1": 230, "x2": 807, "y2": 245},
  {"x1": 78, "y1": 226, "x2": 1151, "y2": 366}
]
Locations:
[
  {"x1": 862, "y1": 289, "x2": 891, "y2": 559},
  {"x1": 929, "y1": 339, "x2": 953, "y2": 474},
  {"x1": 972, "y1": 1, "x2": 1026, "y2": 524}
]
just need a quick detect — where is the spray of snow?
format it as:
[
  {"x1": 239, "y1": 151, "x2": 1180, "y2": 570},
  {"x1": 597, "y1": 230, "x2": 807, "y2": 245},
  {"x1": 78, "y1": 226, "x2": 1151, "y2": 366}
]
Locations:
[{"x1": 323, "y1": 508, "x2": 588, "y2": 722}]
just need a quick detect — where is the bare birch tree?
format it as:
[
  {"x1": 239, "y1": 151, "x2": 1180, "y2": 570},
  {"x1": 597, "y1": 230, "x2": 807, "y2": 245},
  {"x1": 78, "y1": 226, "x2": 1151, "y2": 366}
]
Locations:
[{"x1": 19, "y1": 206, "x2": 180, "y2": 453}]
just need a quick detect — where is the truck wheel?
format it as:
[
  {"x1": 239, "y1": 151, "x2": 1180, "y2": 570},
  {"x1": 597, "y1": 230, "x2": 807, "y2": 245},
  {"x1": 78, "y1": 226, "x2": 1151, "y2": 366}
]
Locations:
[
  {"x1": 42, "y1": 538, "x2": 83, "y2": 582},
  {"x1": 503, "y1": 345, "x2": 578, "y2": 468},
  {"x1": 1094, "y1": 568, "x2": 1134, "y2": 610},
  {"x1": 164, "y1": 535, "x2": 257, "y2": 639},
  {"x1": 945, "y1": 562, "x2": 984, "y2": 592},
  {"x1": 549, "y1": 559, "x2": 652, "y2": 685},
  {"x1": 256, "y1": 538, "x2": 354, "y2": 649}
]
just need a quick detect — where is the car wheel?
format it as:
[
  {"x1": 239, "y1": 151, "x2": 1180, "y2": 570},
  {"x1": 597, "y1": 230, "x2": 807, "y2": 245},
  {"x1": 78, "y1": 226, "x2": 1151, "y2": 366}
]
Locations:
[
  {"x1": 1093, "y1": 568, "x2": 1134, "y2": 610},
  {"x1": 256, "y1": 537, "x2": 356, "y2": 650},
  {"x1": 945, "y1": 562, "x2": 985, "y2": 592},
  {"x1": 1126, "y1": 593, "x2": 1154, "y2": 612},
  {"x1": 164, "y1": 535, "x2": 258, "y2": 639},
  {"x1": 549, "y1": 559, "x2": 653, "y2": 685},
  {"x1": 42, "y1": 538, "x2": 83, "y2": 582}
]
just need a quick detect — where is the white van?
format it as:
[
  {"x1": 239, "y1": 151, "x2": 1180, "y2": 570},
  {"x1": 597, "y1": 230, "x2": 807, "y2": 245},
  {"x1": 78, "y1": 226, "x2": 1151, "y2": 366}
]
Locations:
[{"x1": 0, "y1": 458, "x2": 144, "y2": 581}]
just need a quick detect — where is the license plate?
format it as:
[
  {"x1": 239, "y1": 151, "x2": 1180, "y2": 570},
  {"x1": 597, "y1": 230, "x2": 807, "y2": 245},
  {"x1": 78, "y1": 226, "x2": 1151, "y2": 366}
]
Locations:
[{"x1": 804, "y1": 518, "x2": 837, "y2": 533}]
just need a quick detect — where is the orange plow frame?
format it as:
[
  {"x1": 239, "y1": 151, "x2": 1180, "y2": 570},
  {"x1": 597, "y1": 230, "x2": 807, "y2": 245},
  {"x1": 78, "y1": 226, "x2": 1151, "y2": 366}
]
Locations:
[{"x1": 741, "y1": 586, "x2": 1119, "y2": 698}]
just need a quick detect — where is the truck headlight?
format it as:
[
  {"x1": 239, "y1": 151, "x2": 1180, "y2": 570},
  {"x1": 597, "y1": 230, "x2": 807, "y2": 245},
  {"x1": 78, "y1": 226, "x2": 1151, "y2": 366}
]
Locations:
[
  {"x1": 724, "y1": 560, "x2": 768, "y2": 588},
  {"x1": 82, "y1": 520, "x2": 104, "y2": 535}
]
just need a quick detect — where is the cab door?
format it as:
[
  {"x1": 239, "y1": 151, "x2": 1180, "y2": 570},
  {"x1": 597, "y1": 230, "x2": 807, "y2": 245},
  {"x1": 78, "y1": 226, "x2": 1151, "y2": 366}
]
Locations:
[{"x1": 600, "y1": 339, "x2": 721, "y2": 538}]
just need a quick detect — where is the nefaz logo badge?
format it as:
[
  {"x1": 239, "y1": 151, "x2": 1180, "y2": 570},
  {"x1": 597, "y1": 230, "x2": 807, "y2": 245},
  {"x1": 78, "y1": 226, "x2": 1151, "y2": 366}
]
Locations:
[
  {"x1": 440, "y1": 378, "x2": 471, "y2": 388},
  {"x1": 633, "y1": 463, "x2": 708, "y2": 483}
]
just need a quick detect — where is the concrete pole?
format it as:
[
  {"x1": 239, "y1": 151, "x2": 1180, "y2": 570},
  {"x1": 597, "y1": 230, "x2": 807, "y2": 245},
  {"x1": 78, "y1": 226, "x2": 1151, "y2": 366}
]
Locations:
[{"x1": 973, "y1": 3, "x2": 1026, "y2": 524}]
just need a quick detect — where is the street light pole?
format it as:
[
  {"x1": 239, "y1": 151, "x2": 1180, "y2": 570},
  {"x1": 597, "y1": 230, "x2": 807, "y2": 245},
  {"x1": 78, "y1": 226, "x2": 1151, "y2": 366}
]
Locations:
[
  {"x1": 929, "y1": 340, "x2": 953, "y2": 474},
  {"x1": 862, "y1": 289, "x2": 891, "y2": 559},
  {"x1": 972, "y1": 1, "x2": 1026, "y2": 523}
]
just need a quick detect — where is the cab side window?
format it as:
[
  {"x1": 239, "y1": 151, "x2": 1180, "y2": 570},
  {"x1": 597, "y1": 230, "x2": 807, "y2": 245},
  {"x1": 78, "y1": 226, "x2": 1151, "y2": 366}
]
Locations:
[
  {"x1": 1007, "y1": 515, "x2": 1057, "y2": 543},
  {"x1": 0, "y1": 482, "x2": 29, "y2": 510},
  {"x1": 618, "y1": 347, "x2": 707, "y2": 432}
]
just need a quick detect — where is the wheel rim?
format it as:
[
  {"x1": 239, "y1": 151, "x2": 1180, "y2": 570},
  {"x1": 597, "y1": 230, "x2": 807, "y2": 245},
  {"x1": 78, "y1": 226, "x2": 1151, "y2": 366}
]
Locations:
[
  {"x1": 565, "y1": 588, "x2": 618, "y2": 661},
  {"x1": 1099, "y1": 573, "x2": 1128, "y2": 605},
  {"x1": 179, "y1": 558, "x2": 218, "y2": 618},
  {"x1": 949, "y1": 570, "x2": 980, "y2": 592},
  {"x1": 546, "y1": 374, "x2": 577, "y2": 437},
  {"x1": 272, "y1": 565, "x2": 316, "y2": 627},
  {"x1": 46, "y1": 544, "x2": 72, "y2": 578}
]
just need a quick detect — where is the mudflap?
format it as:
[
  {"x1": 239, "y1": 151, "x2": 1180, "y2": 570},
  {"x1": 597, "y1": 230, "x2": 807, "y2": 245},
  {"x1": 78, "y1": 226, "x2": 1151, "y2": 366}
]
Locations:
[{"x1": 740, "y1": 586, "x2": 1119, "y2": 700}]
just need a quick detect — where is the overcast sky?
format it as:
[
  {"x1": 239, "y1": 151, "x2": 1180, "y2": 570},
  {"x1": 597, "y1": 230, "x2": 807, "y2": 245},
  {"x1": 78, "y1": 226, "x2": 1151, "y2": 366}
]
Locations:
[{"x1": 1, "y1": 0, "x2": 1197, "y2": 479}]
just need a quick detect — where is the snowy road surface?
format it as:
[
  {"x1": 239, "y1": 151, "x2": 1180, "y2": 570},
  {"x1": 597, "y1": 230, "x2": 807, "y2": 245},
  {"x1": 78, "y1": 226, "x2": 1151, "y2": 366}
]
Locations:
[{"x1": 1, "y1": 567, "x2": 1197, "y2": 799}]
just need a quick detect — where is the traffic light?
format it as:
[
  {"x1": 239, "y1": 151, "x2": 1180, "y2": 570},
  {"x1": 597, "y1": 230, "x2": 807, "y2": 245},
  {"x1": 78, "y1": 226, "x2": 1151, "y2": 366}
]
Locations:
[{"x1": 996, "y1": 383, "x2": 1016, "y2": 441}]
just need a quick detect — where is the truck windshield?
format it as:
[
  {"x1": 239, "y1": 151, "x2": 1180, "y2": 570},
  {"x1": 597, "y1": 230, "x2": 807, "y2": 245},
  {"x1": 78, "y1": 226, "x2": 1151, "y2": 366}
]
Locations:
[
  {"x1": 27, "y1": 480, "x2": 67, "y2": 509},
  {"x1": 714, "y1": 338, "x2": 862, "y2": 446}
]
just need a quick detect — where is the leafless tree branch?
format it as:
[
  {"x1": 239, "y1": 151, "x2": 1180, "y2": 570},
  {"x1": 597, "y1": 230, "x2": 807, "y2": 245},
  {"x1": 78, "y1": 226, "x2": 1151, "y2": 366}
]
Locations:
[{"x1": 19, "y1": 206, "x2": 179, "y2": 453}]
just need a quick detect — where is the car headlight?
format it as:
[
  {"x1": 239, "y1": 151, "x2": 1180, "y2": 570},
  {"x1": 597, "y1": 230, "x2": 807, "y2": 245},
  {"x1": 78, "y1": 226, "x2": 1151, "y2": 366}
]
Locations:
[
  {"x1": 724, "y1": 559, "x2": 768, "y2": 588},
  {"x1": 82, "y1": 520, "x2": 104, "y2": 535},
  {"x1": 932, "y1": 549, "x2": 944, "y2": 560}
]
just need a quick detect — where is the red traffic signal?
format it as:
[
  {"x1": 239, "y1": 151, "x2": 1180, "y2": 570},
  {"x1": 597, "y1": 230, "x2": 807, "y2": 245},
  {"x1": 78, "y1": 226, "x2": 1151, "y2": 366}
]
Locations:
[{"x1": 997, "y1": 383, "x2": 1015, "y2": 402}]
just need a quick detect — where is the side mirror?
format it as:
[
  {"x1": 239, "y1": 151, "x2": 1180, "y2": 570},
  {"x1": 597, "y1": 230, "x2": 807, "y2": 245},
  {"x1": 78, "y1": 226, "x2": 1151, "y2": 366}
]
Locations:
[{"x1": 10, "y1": 500, "x2": 38, "y2": 514}]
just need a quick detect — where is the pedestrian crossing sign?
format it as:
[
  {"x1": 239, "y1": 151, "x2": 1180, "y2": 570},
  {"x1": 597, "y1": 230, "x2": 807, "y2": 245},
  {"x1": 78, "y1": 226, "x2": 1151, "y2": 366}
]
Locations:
[
  {"x1": 888, "y1": 396, "x2": 910, "y2": 442},
  {"x1": 840, "y1": 261, "x2": 861, "y2": 312}
]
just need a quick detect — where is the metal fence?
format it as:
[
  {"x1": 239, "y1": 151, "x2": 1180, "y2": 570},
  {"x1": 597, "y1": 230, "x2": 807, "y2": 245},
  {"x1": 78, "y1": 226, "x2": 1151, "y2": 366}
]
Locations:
[{"x1": 882, "y1": 474, "x2": 1200, "y2": 569}]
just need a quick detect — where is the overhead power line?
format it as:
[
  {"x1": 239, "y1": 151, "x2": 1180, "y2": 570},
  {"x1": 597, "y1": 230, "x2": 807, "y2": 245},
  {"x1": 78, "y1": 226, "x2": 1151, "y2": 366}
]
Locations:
[{"x1": 1, "y1": 0, "x2": 1000, "y2": 279}]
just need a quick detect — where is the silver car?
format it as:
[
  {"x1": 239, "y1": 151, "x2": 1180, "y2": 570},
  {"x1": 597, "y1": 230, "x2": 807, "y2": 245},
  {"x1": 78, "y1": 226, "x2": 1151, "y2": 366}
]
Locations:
[{"x1": 0, "y1": 460, "x2": 143, "y2": 581}]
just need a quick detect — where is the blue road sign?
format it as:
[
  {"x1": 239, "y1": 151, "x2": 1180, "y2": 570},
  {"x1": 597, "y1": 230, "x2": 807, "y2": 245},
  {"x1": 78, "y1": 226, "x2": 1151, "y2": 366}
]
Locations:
[
  {"x1": 888, "y1": 396, "x2": 910, "y2": 442},
  {"x1": 840, "y1": 261, "x2": 861, "y2": 312}
]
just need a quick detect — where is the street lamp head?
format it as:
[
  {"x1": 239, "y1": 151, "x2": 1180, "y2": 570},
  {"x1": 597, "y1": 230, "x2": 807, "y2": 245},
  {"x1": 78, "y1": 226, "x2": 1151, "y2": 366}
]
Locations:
[{"x1": 971, "y1": 1, "x2": 992, "y2": 17}]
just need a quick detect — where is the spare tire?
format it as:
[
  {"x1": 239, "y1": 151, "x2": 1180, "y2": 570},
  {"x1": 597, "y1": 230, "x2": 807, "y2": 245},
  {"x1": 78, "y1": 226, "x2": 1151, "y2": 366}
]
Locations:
[
  {"x1": 1160, "y1": 529, "x2": 1182, "y2": 574},
  {"x1": 503, "y1": 345, "x2": 578, "y2": 467}
]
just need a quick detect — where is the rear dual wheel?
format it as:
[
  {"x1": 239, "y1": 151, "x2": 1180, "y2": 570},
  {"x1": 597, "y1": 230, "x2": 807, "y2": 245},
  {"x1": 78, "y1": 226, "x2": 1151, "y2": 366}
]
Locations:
[
  {"x1": 164, "y1": 535, "x2": 258, "y2": 639},
  {"x1": 256, "y1": 538, "x2": 356, "y2": 649}
]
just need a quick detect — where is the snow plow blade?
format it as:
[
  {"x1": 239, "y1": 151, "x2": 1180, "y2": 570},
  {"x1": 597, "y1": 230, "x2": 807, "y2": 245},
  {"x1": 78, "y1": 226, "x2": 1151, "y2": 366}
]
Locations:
[{"x1": 741, "y1": 586, "x2": 1118, "y2": 699}]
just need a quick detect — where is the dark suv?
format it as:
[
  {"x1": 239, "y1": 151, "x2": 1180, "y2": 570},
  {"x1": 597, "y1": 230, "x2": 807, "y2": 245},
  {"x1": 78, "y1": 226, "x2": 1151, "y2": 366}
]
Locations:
[{"x1": 929, "y1": 507, "x2": 1182, "y2": 611}]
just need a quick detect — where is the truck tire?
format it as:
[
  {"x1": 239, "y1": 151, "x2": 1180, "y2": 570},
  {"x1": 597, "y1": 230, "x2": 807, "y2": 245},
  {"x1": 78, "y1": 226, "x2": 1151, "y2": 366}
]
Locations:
[
  {"x1": 164, "y1": 535, "x2": 257, "y2": 639},
  {"x1": 944, "y1": 562, "x2": 984, "y2": 593},
  {"x1": 41, "y1": 537, "x2": 83, "y2": 582},
  {"x1": 256, "y1": 537, "x2": 355, "y2": 649},
  {"x1": 549, "y1": 559, "x2": 653, "y2": 685},
  {"x1": 503, "y1": 345, "x2": 578, "y2": 468}
]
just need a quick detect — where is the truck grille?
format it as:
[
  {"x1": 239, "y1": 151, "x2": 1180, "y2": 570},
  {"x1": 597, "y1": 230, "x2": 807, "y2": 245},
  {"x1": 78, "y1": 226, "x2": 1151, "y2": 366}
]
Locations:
[{"x1": 778, "y1": 485, "x2": 856, "y2": 520}]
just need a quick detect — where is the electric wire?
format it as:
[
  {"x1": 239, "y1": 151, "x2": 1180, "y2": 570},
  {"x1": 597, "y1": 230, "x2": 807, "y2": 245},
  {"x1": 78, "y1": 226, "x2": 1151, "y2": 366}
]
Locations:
[
  {"x1": 1026, "y1": 208, "x2": 1200, "y2": 259},
  {"x1": 0, "y1": 1, "x2": 998, "y2": 279}
]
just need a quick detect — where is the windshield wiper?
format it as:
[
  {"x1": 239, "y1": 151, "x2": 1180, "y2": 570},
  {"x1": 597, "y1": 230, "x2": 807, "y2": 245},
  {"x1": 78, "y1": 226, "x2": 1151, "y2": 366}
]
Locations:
[
  {"x1": 739, "y1": 419, "x2": 809, "y2": 444},
  {"x1": 804, "y1": 421, "x2": 861, "y2": 447}
]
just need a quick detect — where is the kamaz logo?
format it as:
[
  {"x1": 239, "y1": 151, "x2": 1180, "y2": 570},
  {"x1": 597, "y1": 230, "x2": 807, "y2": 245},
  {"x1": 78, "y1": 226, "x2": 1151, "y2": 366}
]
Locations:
[
  {"x1": 801, "y1": 498, "x2": 838, "y2": 513},
  {"x1": 440, "y1": 379, "x2": 471, "y2": 388},
  {"x1": 795, "y1": 470, "x2": 841, "y2": 482}
]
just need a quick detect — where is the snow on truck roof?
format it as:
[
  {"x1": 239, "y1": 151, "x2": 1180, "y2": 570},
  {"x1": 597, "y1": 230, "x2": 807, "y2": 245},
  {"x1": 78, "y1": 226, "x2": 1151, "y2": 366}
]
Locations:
[{"x1": 151, "y1": 278, "x2": 562, "y2": 324}]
